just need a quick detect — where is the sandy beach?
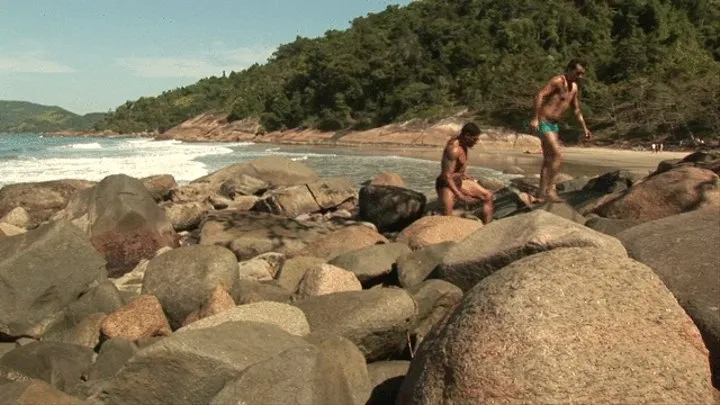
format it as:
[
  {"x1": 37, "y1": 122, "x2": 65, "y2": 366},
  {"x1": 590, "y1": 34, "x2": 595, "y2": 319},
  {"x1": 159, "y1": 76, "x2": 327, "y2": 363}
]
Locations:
[{"x1": 297, "y1": 143, "x2": 692, "y2": 178}]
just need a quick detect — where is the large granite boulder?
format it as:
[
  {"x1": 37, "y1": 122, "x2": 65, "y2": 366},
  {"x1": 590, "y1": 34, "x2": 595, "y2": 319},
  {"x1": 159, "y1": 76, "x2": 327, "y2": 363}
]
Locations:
[
  {"x1": 295, "y1": 288, "x2": 418, "y2": 361},
  {"x1": 396, "y1": 247, "x2": 717, "y2": 404},
  {"x1": 616, "y1": 207, "x2": 720, "y2": 388},
  {"x1": 0, "y1": 221, "x2": 107, "y2": 338},
  {"x1": 54, "y1": 174, "x2": 178, "y2": 277},
  {"x1": 358, "y1": 185, "x2": 426, "y2": 233},
  {"x1": 395, "y1": 215, "x2": 482, "y2": 250},
  {"x1": 192, "y1": 156, "x2": 320, "y2": 189},
  {"x1": 593, "y1": 166, "x2": 720, "y2": 221},
  {"x1": 437, "y1": 210, "x2": 627, "y2": 291}
]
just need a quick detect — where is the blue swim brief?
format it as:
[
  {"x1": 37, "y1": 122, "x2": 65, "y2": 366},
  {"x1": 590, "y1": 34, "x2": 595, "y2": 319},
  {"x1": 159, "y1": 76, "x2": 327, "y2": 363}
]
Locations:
[{"x1": 537, "y1": 120, "x2": 559, "y2": 137}]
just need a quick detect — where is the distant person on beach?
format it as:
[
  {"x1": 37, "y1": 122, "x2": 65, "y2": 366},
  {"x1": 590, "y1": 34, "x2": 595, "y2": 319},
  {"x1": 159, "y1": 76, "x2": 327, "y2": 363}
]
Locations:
[
  {"x1": 530, "y1": 58, "x2": 592, "y2": 202},
  {"x1": 435, "y1": 122, "x2": 494, "y2": 223}
]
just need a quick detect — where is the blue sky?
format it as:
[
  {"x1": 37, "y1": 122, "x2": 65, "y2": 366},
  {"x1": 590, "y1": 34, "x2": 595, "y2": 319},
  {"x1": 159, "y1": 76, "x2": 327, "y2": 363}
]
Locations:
[{"x1": 0, "y1": 0, "x2": 412, "y2": 114}]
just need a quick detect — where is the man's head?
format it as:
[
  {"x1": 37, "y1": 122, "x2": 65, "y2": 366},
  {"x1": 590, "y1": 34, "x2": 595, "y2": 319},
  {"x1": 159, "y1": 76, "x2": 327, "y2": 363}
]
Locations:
[
  {"x1": 459, "y1": 122, "x2": 481, "y2": 147},
  {"x1": 565, "y1": 59, "x2": 587, "y2": 82}
]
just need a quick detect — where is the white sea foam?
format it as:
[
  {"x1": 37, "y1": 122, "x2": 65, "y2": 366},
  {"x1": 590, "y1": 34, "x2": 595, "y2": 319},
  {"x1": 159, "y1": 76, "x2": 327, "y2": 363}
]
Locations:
[
  {"x1": 0, "y1": 138, "x2": 251, "y2": 186},
  {"x1": 64, "y1": 142, "x2": 103, "y2": 150}
]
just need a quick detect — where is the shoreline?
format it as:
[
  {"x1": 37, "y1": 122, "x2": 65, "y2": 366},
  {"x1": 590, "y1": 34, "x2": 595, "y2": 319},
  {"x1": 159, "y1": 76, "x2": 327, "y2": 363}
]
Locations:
[{"x1": 7, "y1": 130, "x2": 698, "y2": 180}]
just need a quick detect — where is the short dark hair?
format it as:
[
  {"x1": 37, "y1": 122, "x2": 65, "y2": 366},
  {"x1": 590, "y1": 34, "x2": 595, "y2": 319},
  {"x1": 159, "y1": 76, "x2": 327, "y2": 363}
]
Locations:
[
  {"x1": 566, "y1": 58, "x2": 587, "y2": 71},
  {"x1": 460, "y1": 122, "x2": 481, "y2": 137}
]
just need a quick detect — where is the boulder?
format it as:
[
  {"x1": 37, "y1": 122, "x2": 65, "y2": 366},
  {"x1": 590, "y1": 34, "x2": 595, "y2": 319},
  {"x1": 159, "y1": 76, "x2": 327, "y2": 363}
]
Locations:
[
  {"x1": 234, "y1": 279, "x2": 293, "y2": 305},
  {"x1": 0, "y1": 380, "x2": 89, "y2": 405},
  {"x1": 0, "y1": 206, "x2": 31, "y2": 229},
  {"x1": 0, "y1": 223, "x2": 25, "y2": 237},
  {"x1": 0, "y1": 342, "x2": 95, "y2": 394},
  {"x1": 161, "y1": 201, "x2": 208, "y2": 231},
  {"x1": 585, "y1": 215, "x2": 644, "y2": 236},
  {"x1": 42, "y1": 312, "x2": 106, "y2": 349},
  {"x1": 407, "y1": 280, "x2": 463, "y2": 347},
  {"x1": 616, "y1": 208, "x2": 720, "y2": 388},
  {"x1": 277, "y1": 256, "x2": 327, "y2": 293},
  {"x1": 583, "y1": 169, "x2": 645, "y2": 194},
  {"x1": 0, "y1": 221, "x2": 107, "y2": 338},
  {"x1": 475, "y1": 176, "x2": 505, "y2": 191},
  {"x1": 396, "y1": 242, "x2": 454, "y2": 289},
  {"x1": 297, "y1": 224, "x2": 389, "y2": 260},
  {"x1": 556, "y1": 175, "x2": 590, "y2": 193},
  {"x1": 177, "y1": 301, "x2": 310, "y2": 336},
  {"x1": 141, "y1": 174, "x2": 176, "y2": 202},
  {"x1": 367, "y1": 361, "x2": 410, "y2": 405},
  {"x1": 55, "y1": 174, "x2": 178, "y2": 277},
  {"x1": 438, "y1": 210, "x2": 627, "y2": 291},
  {"x1": 253, "y1": 177, "x2": 357, "y2": 218},
  {"x1": 531, "y1": 201, "x2": 587, "y2": 224},
  {"x1": 395, "y1": 215, "x2": 482, "y2": 250},
  {"x1": 236, "y1": 252, "x2": 285, "y2": 281},
  {"x1": 358, "y1": 185, "x2": 426, "y2": 233},
  {"x1": 369, "y1": 172, "x2": 405, "y2": 187},
  {"x1": 85, "y1": 338, "x2": 138, "y2": 382},
  {"x1": 488, "y1": 187, "x2": 532, "y2": 220},
  {"x1": 219, "y1": 174, "x2": 268, "y2": 197},
  {"x1": 192, "y1": 156, "x2": 320, "y2": 188},
  {"x1": 295, "y1": 288, "x2": 418, "y2": 361},
  {"x1": 396, "y1": 248, "x2": 717, "y2": 404},
  {"x1": 0, "y1": 179, "x2": 95, "y2": 228},
  {"x1": 95, "y1": 321, "x2": 313, "y2": 405},
  {"x1": 208, "y1": 345, "x2": 357, "y2": 405},
  {"x1": 182, "y1": 285, "x2": 236, "y2": 325},
  {"x1": 198, "y1": 211, "x2": 349, "y2": 259},
  {"x1": 141, "y1": 245, "x2": 239, "y2": 329},
  {"x1": 328, "y1": 242, "x2": 412, "y2": 287},
  {"x1": 101, "y1": 295, "x2": 172, "y2": 341},
  {"x1": 304, "y1": 333, "x2": 373, "y2": 405},
  {"x1": 593, "y1": 166, "x2": 720, "y2": 221},
  {"x1": 297, "y1": 263, "x2": 363, "y2": 297}
]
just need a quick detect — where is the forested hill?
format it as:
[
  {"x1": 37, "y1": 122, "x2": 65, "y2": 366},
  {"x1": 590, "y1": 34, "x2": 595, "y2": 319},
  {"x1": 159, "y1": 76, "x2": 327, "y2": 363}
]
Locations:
[
  {"x1": 0, "y1": 101, "x2": 106, "y2": 133},
  {"x1": 95, "y1": 0, "x2": 720, "y2": 142}
]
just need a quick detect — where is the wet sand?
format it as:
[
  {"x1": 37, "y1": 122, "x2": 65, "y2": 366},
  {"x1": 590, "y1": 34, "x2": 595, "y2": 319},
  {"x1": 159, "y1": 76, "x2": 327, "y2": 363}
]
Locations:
[{"x1": 313, "y1": 144, "x2": 691, "y2": 178}]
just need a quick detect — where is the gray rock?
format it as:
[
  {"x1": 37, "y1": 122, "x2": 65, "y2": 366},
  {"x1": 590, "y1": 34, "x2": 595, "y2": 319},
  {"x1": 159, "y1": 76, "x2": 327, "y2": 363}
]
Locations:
[
  {"x1": 396, "y1": 242, "x2": 454, "y2": 289},
  {"x1": 141, "y1": 245, "x2": 239, "y2": 329},
  {"x1": 328, "y1": 242, "x2": 412, "y2": 287}
]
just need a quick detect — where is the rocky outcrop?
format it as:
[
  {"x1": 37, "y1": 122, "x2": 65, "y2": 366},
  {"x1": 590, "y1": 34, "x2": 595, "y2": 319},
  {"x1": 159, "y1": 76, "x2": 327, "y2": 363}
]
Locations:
[
  {"x1": 358, "y1": 185, "x2": 426, "y2": 233},
  {"x1": 0, "y1": 179, "x2": 95, "y2": 228}
]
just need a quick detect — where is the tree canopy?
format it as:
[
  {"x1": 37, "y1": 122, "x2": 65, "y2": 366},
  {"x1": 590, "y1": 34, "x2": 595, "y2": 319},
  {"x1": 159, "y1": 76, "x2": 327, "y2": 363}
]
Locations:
[{"x1": 96, "y1": 0, "x2": 720, "y2": 143}]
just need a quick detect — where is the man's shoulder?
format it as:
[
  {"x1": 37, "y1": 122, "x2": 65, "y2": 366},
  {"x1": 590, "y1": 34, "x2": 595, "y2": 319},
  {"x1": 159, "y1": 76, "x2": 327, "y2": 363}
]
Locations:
[{"x1": 443, "y1": 138, "x2": 461, "y2": 154}]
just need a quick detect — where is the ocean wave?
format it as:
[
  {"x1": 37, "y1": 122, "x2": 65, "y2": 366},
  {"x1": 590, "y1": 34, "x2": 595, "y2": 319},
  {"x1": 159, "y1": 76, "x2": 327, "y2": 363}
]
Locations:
[{"x1": 64, "y1": 142, "x2": 103, "y2": 150}]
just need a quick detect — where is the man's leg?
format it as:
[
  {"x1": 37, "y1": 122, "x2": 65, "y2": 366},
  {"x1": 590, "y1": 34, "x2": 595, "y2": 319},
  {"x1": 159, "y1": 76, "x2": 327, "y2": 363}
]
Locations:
[
  {"x1": 540, "y1": 131, "x2": 563, "y2": 201},
  {"x1": 436, "y1": 186, "x2": 455, "y2": 216},
  {"x1": 462, "y1": 181, "x2": 494, "y2": 224}
]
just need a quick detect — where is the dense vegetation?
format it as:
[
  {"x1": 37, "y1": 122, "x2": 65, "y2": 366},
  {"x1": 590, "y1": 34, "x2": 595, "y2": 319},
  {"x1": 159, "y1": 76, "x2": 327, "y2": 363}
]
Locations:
[
  {"x1": 96, "y1": 0, "x2": 720, "y2": 143},
  {"x1": 0, "y1": 101, "x2": 106, "y2": 133}
]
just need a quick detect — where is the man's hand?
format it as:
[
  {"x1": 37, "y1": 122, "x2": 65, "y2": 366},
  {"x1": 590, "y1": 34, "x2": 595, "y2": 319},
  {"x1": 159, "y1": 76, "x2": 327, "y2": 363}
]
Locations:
[
  {"x1": 458, "y1": 193, "x2": 479, "y2": 204},
  {"x1": 530, "y1": 117, "x2": 540, "y2": 132},
  {"x1": 583, "y1": 127, "x2": 592, "y2": 140}
]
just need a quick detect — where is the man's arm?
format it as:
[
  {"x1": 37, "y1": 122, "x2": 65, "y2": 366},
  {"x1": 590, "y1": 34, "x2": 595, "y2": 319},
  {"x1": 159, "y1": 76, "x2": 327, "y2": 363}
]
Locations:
[
  {"x1": 571, "y1": 88, "x2": 591, "y2": 138},
  {"x1": 441, "y1": 145, "x2": 474, "y2": 202},
  {"x1": 532, "y1": 76, "x2": 562, "y2": 126}
]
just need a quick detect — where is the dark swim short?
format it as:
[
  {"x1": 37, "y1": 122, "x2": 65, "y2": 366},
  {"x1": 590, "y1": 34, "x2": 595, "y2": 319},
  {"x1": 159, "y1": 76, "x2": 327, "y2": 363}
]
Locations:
[{"x1": 435, "y1": 176, "x2": 462, "y2": 190}]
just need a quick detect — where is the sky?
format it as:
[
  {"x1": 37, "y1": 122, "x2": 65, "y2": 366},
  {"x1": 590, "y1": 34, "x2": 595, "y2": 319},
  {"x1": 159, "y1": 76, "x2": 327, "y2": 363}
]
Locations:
[{"x1": 0, "y1": 0, "x2": 412, "y2": 115}]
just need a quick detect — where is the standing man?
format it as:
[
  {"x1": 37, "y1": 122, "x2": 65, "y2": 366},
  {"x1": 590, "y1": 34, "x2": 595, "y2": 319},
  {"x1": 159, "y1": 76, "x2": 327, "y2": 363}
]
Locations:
[
  {"x1": 530, "y1": 59, "x2": 592, "y2": 202},
  {"x1": 435, "y1": 122, "x2": 494, "y2": 223}
]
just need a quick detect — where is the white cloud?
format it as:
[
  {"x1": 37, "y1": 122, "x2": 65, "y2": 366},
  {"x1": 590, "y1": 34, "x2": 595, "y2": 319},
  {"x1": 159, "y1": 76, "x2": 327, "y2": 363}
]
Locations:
[
  {"x1": 0, "y1": 53, "x2": 75, "y2": 73},
  {"x1": 117, "y1": 46, "x2": 275, "y2": 78}
]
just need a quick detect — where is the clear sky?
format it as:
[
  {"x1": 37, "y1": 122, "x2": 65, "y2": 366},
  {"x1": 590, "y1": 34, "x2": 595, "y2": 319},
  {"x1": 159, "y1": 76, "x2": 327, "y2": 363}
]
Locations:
[{"x1": 0, "y1": 0, "x2": 412, "y2": 114}]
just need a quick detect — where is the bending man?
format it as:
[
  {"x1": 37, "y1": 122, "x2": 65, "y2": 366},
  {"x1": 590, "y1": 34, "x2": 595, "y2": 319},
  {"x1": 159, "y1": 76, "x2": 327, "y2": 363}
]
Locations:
[
  {"x1": 530, "y1": 59, "x2": 592, "y2": 202},
  {"x1": 435, "y1": 122, "x2": 494, "y2": 223}
]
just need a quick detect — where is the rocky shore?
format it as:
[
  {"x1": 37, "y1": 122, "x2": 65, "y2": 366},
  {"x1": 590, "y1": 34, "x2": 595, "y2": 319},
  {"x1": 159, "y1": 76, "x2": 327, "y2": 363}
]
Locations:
[{"x1": 0, "y1": 150, "x2": 719, "y2": 404}]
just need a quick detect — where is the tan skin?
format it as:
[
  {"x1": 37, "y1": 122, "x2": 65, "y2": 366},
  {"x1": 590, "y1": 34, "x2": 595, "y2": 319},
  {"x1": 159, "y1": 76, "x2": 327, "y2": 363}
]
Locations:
[
  {"x1": 530, "y1": 63, "x2": 592, "y2": 202},
  {"x1": 436, "y1": 133, "x2": 494, "y2": 223}
]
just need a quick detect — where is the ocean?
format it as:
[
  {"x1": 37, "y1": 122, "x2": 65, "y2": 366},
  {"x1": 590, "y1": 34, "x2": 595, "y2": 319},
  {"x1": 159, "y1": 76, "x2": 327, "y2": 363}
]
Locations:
[{"x1": 0, "y1": 133, "x2": 519, "y2": 194}]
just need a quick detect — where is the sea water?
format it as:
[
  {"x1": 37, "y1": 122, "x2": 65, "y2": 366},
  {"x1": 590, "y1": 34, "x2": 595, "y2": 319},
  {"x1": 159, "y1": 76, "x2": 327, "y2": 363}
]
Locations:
[{"x1": 0, "y1": 133, "x2": 516, "y2": 193}]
